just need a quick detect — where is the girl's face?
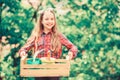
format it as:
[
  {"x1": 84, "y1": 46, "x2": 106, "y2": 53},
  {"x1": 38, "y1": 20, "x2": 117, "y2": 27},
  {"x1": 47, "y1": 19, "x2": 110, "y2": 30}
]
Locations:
[{"x1": 42, "y1": 11, "x2": 55, "y2": 32}]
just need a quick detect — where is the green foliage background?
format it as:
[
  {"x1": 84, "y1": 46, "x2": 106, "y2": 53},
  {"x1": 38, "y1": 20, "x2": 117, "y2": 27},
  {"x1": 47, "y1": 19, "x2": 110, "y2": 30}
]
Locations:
[{"x1": 0, "y1": 0, "x2": 120, "y2": 80}]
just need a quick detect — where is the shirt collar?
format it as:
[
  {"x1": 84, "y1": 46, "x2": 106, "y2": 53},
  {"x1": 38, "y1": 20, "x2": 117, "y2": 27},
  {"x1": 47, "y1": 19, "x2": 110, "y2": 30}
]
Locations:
[{"x1": 41, "y1": 31, "x2": 52, "y2": 36}]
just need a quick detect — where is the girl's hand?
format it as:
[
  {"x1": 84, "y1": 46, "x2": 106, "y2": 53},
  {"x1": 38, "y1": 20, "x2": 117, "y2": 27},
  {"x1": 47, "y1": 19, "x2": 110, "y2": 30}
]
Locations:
[
  {"x1": 66, "y1": 51, "x2": 73, "y2": 60},
  {"x1": 20, "y1": 51, "x2": 27, "y2": 60}
]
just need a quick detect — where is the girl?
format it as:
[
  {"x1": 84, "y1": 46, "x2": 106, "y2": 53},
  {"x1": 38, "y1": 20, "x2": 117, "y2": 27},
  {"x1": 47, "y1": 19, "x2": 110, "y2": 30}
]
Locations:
[{"x1": 19, "y1": 8, "x2": 78, "y2": 80}]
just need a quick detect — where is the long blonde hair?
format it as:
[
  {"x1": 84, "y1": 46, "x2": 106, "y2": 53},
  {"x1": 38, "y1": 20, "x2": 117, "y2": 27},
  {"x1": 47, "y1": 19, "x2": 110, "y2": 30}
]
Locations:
[{"x1": 31, "y1": 8, "x2": 61, "y2": 54}]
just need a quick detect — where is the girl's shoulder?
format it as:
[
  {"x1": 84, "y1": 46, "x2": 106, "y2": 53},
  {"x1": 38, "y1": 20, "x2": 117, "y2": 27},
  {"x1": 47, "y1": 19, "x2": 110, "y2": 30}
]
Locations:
[
  {"x1": 58, "y1": 32, "x2": 67, "y2": 39},
  {"x1": 27, "y1": 35, "x2": 36, "y2": 42}
]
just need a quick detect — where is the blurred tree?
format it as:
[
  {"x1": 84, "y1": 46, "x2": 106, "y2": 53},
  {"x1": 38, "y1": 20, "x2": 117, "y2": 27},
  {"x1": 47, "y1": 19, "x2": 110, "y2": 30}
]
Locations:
[
  {"x1": 1, "y1": 0, "x2": 35, "y2": 79},
  {"x1": 58, "y1": 0, "x2": 120, "y2": 80}
]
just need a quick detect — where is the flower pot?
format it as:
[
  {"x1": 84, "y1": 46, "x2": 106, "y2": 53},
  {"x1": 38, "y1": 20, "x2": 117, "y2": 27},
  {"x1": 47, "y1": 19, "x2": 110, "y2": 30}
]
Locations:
[{"x1": 27, "y1": 58, "x2": 42, "y2": 64}]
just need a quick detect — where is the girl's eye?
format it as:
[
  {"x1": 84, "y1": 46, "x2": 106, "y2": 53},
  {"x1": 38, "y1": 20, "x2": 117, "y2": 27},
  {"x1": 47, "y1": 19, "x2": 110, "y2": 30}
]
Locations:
[
  {"x1": 51, "y1": 18, "x2": 54, "y2": 20},
  {"x1": 45, "y1": 18, "x2": 48, "y2": 20}
]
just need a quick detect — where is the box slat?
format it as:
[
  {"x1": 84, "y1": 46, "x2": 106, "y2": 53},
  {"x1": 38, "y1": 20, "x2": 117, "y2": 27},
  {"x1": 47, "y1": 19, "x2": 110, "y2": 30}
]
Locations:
[
  {"x1": 21, "y1": 69, "x2": 69, "y2": 77},
  {"x1": 22, "y1": 64, "x2": 69, "y2": 69}
]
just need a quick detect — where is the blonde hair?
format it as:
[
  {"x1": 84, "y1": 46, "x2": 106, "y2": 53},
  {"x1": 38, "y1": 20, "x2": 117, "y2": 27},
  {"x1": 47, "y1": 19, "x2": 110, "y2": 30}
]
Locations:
[{"x1": 31, "y1": 8, "x2": 61, "y2": 54}]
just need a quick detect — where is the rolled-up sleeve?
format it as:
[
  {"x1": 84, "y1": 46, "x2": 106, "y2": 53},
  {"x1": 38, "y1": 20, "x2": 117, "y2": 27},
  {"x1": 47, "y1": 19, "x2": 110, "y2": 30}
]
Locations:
[
  {"x1": 18, "y1": 36, "x2": 35, "y2": 55},
  {"x1": 59, "y1": 34, "x2": 78, "y2": 58}
]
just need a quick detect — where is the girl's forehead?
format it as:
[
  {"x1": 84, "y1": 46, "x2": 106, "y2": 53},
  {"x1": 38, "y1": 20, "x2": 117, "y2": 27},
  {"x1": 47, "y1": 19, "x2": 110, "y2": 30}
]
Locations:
[{"x1": 43, "y1": 11, "x2": 54, "y2": 17}]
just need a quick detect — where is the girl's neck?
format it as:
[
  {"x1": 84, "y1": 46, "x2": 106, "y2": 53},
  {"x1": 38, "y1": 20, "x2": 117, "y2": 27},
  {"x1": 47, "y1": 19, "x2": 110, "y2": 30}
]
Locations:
[{"x1": 43, "y1": 29, "x2": 51, "y2": 34}]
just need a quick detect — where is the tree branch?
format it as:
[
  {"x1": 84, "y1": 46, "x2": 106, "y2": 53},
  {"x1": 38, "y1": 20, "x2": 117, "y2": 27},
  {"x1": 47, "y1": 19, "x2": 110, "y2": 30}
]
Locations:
[{"x1": 27, "y1": 0, "x2": 43, "y2": 22}]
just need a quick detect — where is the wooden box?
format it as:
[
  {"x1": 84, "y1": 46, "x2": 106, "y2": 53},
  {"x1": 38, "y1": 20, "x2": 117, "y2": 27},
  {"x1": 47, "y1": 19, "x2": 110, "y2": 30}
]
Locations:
[{"x1": 20, "y1": 58, "x2": 70, "y2": 77}]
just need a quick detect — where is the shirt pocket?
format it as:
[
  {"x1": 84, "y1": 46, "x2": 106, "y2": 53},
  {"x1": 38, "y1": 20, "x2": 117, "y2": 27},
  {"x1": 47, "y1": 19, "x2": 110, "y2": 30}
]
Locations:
[
  {"x1": 46, "y1": 43, "x2": 51, "y2": 46},
  {"x1": 37, "y1": 38, "x2": 44, "y2": 46}
]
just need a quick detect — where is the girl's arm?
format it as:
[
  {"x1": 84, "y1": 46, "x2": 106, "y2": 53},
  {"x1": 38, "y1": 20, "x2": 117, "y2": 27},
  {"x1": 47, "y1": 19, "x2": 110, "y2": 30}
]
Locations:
[
  {"x1": 59, "y1": 34, "x2": 78, "y2": 59},
  {"x1": 18, "y1": 36, "x2": 35, "y2": 57}
]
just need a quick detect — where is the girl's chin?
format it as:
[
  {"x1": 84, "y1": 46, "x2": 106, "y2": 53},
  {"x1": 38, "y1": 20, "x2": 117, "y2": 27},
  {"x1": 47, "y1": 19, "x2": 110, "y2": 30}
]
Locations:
[{"x1": 45, "y1": 27, "x2": 52, "y2": 31}]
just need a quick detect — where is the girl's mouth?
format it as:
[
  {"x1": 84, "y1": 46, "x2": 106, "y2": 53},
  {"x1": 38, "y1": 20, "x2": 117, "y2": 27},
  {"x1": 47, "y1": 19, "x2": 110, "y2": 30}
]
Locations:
[{"x1": 47, "y1": 24, "x2": 53, "y2": 26}]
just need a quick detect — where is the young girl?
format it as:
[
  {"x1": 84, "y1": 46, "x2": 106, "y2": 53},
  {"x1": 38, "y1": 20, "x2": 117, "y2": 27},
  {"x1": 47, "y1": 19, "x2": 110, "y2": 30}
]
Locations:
[{"x1": 19, "y1": 8, "x2": 78, "y2": 80}]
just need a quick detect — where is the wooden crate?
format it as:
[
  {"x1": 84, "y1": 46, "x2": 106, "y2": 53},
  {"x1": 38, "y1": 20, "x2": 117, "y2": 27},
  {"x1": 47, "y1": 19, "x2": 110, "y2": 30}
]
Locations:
[{"x1": 20, "y1": 58, "x2": 70, "y2": 77}]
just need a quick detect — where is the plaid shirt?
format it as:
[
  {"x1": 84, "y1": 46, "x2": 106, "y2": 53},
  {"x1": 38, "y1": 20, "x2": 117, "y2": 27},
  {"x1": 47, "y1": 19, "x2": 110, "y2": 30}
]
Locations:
[{"x1": 19, "y1": 32, "x2": 78, "y2": 59}]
